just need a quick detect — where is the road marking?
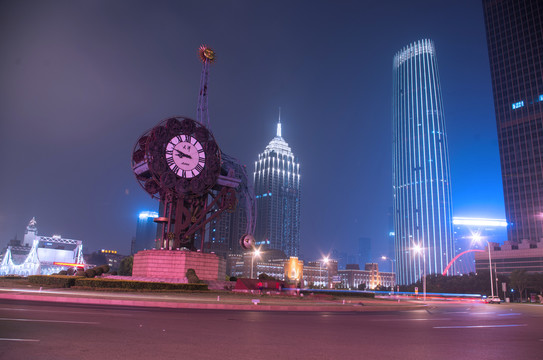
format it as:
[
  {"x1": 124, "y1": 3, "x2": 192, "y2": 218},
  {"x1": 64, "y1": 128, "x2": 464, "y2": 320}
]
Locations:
[
  {"x1": 445, "y1": 311, "x2": 469, "y2": 314},
  {"x1": 0, "y1": 338, "x2": 40, "y2": 342},
  {"x1": 434, "y1": 324, "x2": 527, "y2": 329},
  {"x1": 371, "y1": 318, "x2": 451, "y2": 322},
  {"x1": 471, "y1": 312, "x2": 496, "y2": 315},
  {"x1": 0, "y1": 307, "x2": 133, "y2": 317},
  {"x1": 0, "y1": 317, "x2": 99, "y2": 325}
]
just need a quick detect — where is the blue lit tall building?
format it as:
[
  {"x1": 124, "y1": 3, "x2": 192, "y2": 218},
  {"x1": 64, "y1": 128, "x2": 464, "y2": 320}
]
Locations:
[
  {"x1": 392, "y1": 39, "x2": 454, "y2": 285},
  {"x1": 254, "y1": 118, "x2": 301, "y2": 257},
  {"x1": 132, "y1": 211, "x2": 158, "y2": 254}
]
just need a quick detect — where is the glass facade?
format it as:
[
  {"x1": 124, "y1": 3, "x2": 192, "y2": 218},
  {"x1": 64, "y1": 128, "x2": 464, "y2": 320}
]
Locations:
[
  {"x1": 133, "y1": 211, "x2": 158, "y2": 254},
  {"x1": 254, "y1": 120, "x2": 301, "y2": 257},
  {"x1": 452, "y1": 217, "x2": 508, "y2": 275},
  {"x1": 483, "y1": 0, "x2": 543, "y2": 244},
  {"x1": 392, "y1": 39, "x2": 454, "y2": 285}
]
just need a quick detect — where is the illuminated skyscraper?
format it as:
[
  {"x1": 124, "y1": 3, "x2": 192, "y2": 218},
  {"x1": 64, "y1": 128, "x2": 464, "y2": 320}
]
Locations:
[
  {"x1": 392, "y1": 39, "x2": 454, "y2": 285},
  {"x1": 483, "y1": 0, "x2": 543, "y2": 244},
  {"x1": 254, "y1": 118, "x2": 301, "y2": 257},
  {"x1": 132, "y1": 211, "x2": 158, "y2": 254}
]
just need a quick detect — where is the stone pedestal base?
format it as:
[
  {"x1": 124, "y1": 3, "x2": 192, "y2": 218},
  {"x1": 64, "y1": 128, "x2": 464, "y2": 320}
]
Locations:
[{"x1": 132, "y1": 250, "x2": 226, "y2": 281}]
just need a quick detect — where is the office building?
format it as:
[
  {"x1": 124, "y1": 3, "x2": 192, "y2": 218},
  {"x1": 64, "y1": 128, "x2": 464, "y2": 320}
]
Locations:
[
  {"x1": 482, "y1": 0, "x2": 543, "y2": 244},
  {"x1": 133, "y1": 211, "x2": 158, "y2": 254},
  {"x1": 337, "y1": 263, "x2": 395, "y2": 291},
  {"x1": 358, "y1": 237, "x2": 372, "y2": 267},
  {"x1": 205, "y1": 160, "x2": 251, "y2": 257},
  {"x1": 392, "y1": 39, "x2": 454, "y2": 285},
  {"x1": 254, "y1": 118, "x2": 301, "y2": 257},
  {"x1": 475, "y1": 240, "x2": 543, "y2": 276},
  {"x1": 452, "y1": 216, "x2": 508, "y2": 275}
]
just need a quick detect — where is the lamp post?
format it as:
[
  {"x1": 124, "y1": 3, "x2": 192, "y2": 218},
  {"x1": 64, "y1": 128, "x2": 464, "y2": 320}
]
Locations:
[
  {"x1": 488, "y1": 242, "x2": 494, "y2": 298},
  {"x1": 320, "y1": 256, "x2": 329, "y2": 288},
  {"x1": 251, "y1": 248, "x2": 261, "y2": 279},
  {"x1": 381, "y1": 256, "x2": 395, "y2": 294},
  {"x1": 472, "y1": 233, "x2": 495, "y2": 299},
  {"x1": 413, "y1": 244, "x2": 426, "y2": 301}
]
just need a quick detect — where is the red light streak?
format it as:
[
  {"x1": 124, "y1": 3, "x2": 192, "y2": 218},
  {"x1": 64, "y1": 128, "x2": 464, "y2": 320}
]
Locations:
[{"x1": 53, "y1": 262, "x2": 85, "y2": 268}]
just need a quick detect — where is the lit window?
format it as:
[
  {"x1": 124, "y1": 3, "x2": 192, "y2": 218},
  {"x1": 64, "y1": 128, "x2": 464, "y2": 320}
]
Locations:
[
  {"x1": 540, "y1": 95, "x2": 543, "y2": 102},
  {"x1": 512, "y1": 101, "x2": 524, "y2": 109}
]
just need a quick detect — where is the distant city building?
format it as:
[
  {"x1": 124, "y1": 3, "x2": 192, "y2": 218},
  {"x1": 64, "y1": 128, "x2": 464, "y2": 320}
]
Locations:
[
  {"x1": 332, "y1": 250, "x2": 348, "y2": 270},
  {"x1": 205, "y1": 166, "x2": 250, "y2": 258},
  {"x1": 483, "y1": 0, "x2": 543, "y2": 244},
  {"x1": 392, "y1": 39, "x2": 454, "y2": 285},
  {"x1": 100, "y1": 249, "x2": 125, "y2": 271},
  {"x1": 254, "y1": 117, "x2": 301, "y2": 257},
  {"x1": 475, "y1": 240, "x2": 543, "y2": 276},
  {"x1": 357, "y1": 237, "x2": 372, "y2": 266},
  {"x1": 338, "y1": 263, "x2": 395, "y2": 290},
  {"x1": 0, "y1": 218, "x2": 85, "y2": 276},
  {"x1": 23, "y1": 217, "x2": 39, "y2": 246},
  {"x1": 230, "y1": 254, "x2": 394, "y2": 290},
  {"x1": 229, "y1": 251, "x2": 338, "y2": 288},
  {"x1": 133, "y1": 211, "x2": 158, "y2": 254},
  {"x1": 452, "y1": 217, "x2": 508, "y2": 275}
]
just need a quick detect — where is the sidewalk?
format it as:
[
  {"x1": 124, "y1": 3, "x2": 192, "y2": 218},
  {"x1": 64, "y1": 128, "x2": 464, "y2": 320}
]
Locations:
[{"x1": 0, "y1": 286, "x2": 426, "y2": 312}]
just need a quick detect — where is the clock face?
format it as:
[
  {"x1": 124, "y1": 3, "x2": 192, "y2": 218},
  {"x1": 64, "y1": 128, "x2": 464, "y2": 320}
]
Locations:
[{"x1": 165, "y1": 134, "x2": 206, "y2": 178}]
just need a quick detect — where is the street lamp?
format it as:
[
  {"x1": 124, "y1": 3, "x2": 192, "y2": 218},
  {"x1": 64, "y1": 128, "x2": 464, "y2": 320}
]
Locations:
[
  {"x1": 320, "y1": 256, "x2": 329, "y2": 288},
  {"x1": 251, "y1": 248, "x2": 261, "y2": 279},
  {"x1": 472, "y1": 233, "x2": 495, "y2": 299},
  {"x1": 413, "y1": 243, "x2": 426, "y2": 301},
  {"x1": 381, "y1": 256, "x2": 395, "y2": 293}
]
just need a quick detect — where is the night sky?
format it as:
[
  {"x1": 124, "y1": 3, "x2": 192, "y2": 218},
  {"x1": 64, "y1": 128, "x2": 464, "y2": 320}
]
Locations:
[{"x1": 0, "y1": 0, "x2": 504, "y2": 262}]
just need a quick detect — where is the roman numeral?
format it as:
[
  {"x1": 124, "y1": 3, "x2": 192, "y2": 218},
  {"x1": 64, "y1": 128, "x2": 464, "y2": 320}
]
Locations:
[
  {"x1": 198, "y1": 148, "x2": 204, "y2": 154},
  {"x1": 195, "y1": 164, "x2": 203, "y2": 173},
  {"x1": 172, "y1": 165, "x2": 180, "y2": 174},
  {"x1": 167, "y1": 157, "x2": 175, "y2": 166},
  {"x1": 165, "y1": 149, "x2": 173, "y2": 155},
  {"x1": 198, "y1": 157, "x2": 205, "y2": 163}
]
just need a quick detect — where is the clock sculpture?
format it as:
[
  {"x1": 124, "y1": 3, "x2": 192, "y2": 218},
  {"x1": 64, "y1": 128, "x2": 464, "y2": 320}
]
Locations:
[
  {"x1": 131, "y1": 45, "x2": 255, "y2": 253},
  {"x1": 132, "y1": 116, "x2": 242, "y2": 250}
]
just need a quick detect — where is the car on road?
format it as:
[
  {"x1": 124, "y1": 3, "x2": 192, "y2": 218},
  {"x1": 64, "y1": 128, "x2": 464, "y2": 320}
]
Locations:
[{"x1": 484, "y1": 296, "x2": 502, "y2": 304}]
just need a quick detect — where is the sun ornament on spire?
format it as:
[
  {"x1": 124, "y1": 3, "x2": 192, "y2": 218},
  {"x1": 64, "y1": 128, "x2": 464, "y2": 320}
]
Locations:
[{"x1": 198, "y1": 45, "x2": 216, "y2": 63}]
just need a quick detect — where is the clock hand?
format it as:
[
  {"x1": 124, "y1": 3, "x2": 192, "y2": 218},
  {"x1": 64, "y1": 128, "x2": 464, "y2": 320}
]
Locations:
[{"x1": 175, "y1": 149, "x2": 192, "y2": 159}]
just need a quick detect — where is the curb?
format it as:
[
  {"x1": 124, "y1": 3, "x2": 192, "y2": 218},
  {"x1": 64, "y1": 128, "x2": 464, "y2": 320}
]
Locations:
[{"x1": 0, "y1": 293, "x2": 425, "y2": 312}]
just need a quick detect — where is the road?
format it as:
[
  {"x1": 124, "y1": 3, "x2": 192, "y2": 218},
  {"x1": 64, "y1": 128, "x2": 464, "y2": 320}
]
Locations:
[{"x1": 0, "y1": 300, "x2": 541, "y2": 359}]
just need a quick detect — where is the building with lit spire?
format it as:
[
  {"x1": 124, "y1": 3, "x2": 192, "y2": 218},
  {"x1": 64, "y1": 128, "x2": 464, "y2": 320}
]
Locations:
[{"x1": 254, "y1": 116, "x2": 301, "y2": 257}]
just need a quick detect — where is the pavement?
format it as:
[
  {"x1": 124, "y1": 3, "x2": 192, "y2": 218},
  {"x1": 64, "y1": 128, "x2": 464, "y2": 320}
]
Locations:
[{"x1": 0, "y1": 284, "x2": 426, "y2": 312}]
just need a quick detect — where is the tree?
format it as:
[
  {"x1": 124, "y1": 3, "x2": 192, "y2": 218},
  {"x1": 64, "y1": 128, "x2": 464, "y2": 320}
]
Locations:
[
  {"x1": 510, "y1": 269, "x2": 529, "y2": 302},
  {"x1": 119, "y1": 256, "x2": 133, "y2": 276},
  {"x1": 258, "y1": 273, "x2": 278, "y2": 281},
  {"x1": 529, "y1": 273, "x2": 543, "y2": 295}
]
